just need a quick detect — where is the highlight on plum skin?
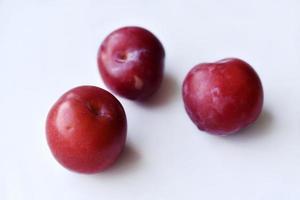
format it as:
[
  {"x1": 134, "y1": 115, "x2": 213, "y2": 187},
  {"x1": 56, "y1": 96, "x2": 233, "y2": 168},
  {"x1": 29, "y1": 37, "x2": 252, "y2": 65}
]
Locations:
[
  {"x1": 182, "y1": 58, "x2": 264, "y2": 135},
  {"x1": 97, "y1": 26, "x2": 165, "y2": 101},
  {"x1": 46, "y1": 86, "x2": 127, "y2": 174}
]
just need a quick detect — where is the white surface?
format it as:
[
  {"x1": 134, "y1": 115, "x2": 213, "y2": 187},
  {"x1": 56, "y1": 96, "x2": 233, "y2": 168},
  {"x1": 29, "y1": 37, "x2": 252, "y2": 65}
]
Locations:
[{"x1": 1, "y1": 0, "x2": 300, "y2": 199}]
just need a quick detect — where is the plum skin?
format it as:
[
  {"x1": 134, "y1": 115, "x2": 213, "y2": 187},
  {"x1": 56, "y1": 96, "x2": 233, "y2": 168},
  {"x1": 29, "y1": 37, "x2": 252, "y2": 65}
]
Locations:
[
  {"x1": 46, "y1": 86, "x2": 127, "y2": 173},
  {"x1": 182, "y1": 58, "x2": 263, "y2": 135},
  {"x1": 97, "y1": 26, "x2": 165, "y2": 101}
]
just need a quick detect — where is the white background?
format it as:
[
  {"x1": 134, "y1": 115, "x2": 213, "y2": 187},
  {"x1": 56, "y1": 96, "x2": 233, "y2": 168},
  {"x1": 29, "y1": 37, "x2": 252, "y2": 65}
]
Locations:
[{"x1": 1, "y1": 0, "x2": 300, "y2": 199}]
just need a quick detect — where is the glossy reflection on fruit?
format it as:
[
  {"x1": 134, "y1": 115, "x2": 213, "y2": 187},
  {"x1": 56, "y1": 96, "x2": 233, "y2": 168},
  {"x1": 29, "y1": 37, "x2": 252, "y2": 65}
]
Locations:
[
  {"x1": 46, "y1": 86, "x2": 127, "y2": 173},
  {"x1": 97, "y1": 26, "x2": 165, "y2": 100},
  {"x1": 182, "y1": 58, "x2": 263, "y2": 135}
]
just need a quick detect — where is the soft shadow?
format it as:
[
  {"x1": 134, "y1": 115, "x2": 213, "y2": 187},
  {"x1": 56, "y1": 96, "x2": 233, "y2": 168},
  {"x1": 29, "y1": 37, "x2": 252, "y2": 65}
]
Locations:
[
  {"x1": 138, "y1": 73, "x2": 179, "y2": 108},
  {"x1": 225, "y1": 109, "x2": 273, "y2": 141},
  {"x1": 98, "y1": 143, "x2": 140, "y2": 176}
]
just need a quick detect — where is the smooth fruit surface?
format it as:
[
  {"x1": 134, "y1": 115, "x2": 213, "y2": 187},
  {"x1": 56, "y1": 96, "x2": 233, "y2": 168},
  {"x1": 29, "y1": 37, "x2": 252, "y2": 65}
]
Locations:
[
  {"x1": 98, "y1": 26, "x2": 165, "y2": 100},
  {"x1": 182, "y1": 58, "x2": 263, "y2": 135},
  {"x1": 46, "y1": 86, "x2": 127, "y2": 173}
]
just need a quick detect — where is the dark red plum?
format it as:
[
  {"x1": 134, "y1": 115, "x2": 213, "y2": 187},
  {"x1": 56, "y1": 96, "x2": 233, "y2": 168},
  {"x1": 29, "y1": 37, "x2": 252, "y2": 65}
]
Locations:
[{"x1": 98, "y1": 26, "x2": 165, "y2": 100}]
